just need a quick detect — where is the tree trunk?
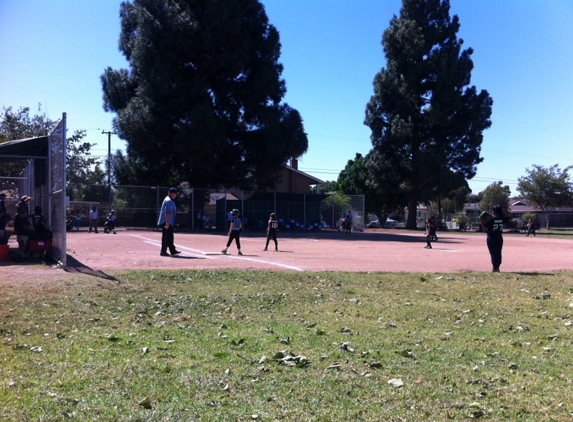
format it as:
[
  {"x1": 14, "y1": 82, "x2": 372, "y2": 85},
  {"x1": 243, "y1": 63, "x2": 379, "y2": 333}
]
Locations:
[{"x1": 407, "y1": 192, "x2": 418, "y2": 230}]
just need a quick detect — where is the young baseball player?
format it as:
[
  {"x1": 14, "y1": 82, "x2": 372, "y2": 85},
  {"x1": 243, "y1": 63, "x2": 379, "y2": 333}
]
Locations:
[
  {"x1": 424, "y1": 217, "x2": 434, "y2": 249},
  {"x1": 222, "y1": 209, "x2": 242, "y2": 255},
  {"x1": 264, "y1": 212, "x2": 279, "y2": 251},
  {"x1": 481, "y1": 205, "x2": 510, "y2": 272}
]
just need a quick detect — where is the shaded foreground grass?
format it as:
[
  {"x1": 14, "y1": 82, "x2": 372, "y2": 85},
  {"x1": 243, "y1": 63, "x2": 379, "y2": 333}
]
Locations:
[{"x1": 1, "y1": 270, "x2": 573, "y2": 421}]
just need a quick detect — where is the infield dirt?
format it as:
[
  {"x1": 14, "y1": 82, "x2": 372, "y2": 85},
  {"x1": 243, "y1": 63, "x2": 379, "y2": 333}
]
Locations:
[{"x1": 1, "y1": 228, "x2": 571, "y2": 279}]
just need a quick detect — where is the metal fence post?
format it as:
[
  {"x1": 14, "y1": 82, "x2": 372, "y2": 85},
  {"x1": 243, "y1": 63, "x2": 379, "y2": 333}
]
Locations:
[
  {"x1": 331, "y1": 194, "x2": 334, "y2": 231},
  {"x1": 303, "y1": 193, "x2": 306, "y2": 230},
  {"x1": 156, "y1": 186, "x2": 159, "y2": 226}
]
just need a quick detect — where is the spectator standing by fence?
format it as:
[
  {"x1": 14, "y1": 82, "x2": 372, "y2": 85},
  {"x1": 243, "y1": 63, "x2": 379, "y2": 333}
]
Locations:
[
  {"x1": 157, "y1": 188, "x2": 181, "y2": 257},
  {"x1": 16, "y1": 195, "x2": 32, "y2": 215},
  {"x1": 75, "y1": 209, "x2": 82, "y2": 231},
  {"x1": 89, "y1": 206, "x2": 99, "y2": 233},
  {"x1": 346, "y1": 210, "x2": 353, "y2": 235}
]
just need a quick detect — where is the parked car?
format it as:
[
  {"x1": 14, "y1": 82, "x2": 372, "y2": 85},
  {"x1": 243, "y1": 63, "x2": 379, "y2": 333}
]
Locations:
[
  {"x1": 384, "y1": 218, "x2": 398, "y2": 228},
  {"x1": 366, "y1": 213, "x2": 380, "y2": 228}
]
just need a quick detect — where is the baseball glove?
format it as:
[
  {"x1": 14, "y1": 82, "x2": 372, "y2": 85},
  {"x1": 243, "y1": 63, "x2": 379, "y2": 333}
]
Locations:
[{"x1": 479, "y1": 211, "x2": 492, "y2": 223}]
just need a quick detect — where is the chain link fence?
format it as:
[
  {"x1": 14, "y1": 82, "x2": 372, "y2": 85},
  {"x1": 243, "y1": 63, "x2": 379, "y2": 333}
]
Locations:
[
  {"x1": 71, "y1": 185, "x2": 364, "y2": 234},
  {"x1": 1, "y1": 116, "x2": 67, "y2": 264}
]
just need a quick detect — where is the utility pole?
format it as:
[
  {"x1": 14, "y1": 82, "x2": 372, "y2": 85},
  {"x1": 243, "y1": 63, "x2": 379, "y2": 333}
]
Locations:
[{"x1": 102, "y1": 130, "x2": 116, "y2": 207}]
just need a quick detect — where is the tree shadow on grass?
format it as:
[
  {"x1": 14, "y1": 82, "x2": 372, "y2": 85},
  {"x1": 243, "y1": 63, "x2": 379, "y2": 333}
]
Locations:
[{"x1": 64, "y1": 254, "x2": 118, "y2": 281}]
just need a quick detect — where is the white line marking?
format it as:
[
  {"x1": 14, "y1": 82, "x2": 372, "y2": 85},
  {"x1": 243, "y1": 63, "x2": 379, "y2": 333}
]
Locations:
[
  {"x1": 131, "y1": 234, "x2": 304, "y2": 271},
  {"x1": 226, "y1": 255, "x2": 304, "y2": 272}
]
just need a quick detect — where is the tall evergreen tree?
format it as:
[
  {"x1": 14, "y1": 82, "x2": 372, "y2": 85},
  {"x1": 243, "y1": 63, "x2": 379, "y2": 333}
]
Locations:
[
  {"x1": 365, "y1": 0, "x2": 493, "y2": 229},
  {"x1": 101, "y1": 0, "x2": 308, "y2": 189}
]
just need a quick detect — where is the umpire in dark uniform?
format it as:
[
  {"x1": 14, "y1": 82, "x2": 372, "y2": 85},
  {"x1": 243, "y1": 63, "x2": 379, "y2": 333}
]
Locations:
[{"x1": 480, "y1": 205, "x2": 510, "y2": 272}]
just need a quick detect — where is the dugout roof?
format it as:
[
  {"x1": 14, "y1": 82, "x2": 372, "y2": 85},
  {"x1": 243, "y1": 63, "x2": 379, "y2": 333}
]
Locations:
[{"x1": 0, "y1": 136, "x2": 49, "y2": 160}]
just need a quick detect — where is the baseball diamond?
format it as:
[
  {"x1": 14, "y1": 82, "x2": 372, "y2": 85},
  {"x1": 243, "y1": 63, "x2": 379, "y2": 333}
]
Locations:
[{"x1": 1, "y1": 229, "x2": 572, "y2": 277}]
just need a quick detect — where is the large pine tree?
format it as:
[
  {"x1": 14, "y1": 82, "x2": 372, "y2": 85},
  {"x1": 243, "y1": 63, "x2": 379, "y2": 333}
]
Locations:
[
  {"x1": 365, "y1": 0, "x2": 493, "y2": 229},
  {"x1": 101, "y1": 0, "x2": 308, "y2": 189}
]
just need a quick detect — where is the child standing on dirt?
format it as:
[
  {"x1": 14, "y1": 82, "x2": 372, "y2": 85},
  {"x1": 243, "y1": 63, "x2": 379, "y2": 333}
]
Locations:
[
  {"x1": 222, "y1": 209, "x2": 242, "y2": 255},
  {"x1": 75, "y1": 209, "x2": 82, "y2": 231},
  {"x1": 89, "y1": 206, "x2": 99, "y2": 233},
  {"x1": 425, "y1": 217, "x2": 434, "y2": 249},
  {"x1": 264, "y1": 212, "x2": 279, "y2": 251}
]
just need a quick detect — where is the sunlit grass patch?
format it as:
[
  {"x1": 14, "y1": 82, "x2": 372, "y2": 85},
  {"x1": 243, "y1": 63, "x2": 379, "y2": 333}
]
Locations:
[{"x1": 1, "y1": 270, "x2": 572, "y2": 420}]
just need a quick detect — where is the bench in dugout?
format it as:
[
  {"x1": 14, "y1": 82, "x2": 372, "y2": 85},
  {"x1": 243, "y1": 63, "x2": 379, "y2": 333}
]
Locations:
[{"x1": 5, "y1": 234, "x2": 53, "y2": 261}]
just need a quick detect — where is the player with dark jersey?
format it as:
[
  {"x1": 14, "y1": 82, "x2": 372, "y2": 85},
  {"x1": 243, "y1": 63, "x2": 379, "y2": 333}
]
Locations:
[
  {"x1": 264, "y1": 212, "x2": 279, "y2": 251},
  {"x1": 481, "y1": 205, "x2": 509, "y2": 272}
]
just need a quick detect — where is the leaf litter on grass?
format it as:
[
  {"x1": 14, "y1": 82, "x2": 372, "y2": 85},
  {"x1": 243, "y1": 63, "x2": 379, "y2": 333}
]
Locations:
[{"x1": 1, "y1": 270, "x2": 573, "y2": 420}]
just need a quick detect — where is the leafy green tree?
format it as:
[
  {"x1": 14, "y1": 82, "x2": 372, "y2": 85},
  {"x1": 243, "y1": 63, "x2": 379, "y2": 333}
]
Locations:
[
  {"x1": 466, "y1": 193, "x2": 482, "y2": 204},
  {"x1": 0, "y1": 106, "x2": 104, "y2": 196},
  {"x1": 479, "y1": 181, "x2": 511, "y2": 213},
  {"x1": 338, "y1": 152, "x2": 397, "y2": 220},
  {"x1": 517, "y1": 164, "x2": 573, "y2": 229},
  {"x1": 521, "y1": 212, "x2": 536, "y2": 225},
  {"x1": 364, "y1": 0, "x2": 493, "y2": 229},
  {"x1": 337, "y1": 154, "x2": 369, "y2": 195},
  {"x1": 0, "y1": 105, "x2": 55, "y2": 141},
  {"x1": 0, "y1": 106, "x2": 57, "y2": 178},
  {"x1": 66, "y1": 130, "x2": 105, "y2": 201},
  {"x1": 320, "y1": 192, "x2": 350, "y2": 228},
  {"x1": 109, "y1": 150, "x2": 164, "y2": 209},
  {"x1": 101, "y1": 0, "x2": 308, "y2": 189},
  {"x1": 110, "y1": 150, "x2": 140, "y2": 186},
  {"x1": 310, "y1": 180, "x2": 338, "y2": 194},
  {"x1": 439, "y1": 183, "x2": 470, "y2": 214}
]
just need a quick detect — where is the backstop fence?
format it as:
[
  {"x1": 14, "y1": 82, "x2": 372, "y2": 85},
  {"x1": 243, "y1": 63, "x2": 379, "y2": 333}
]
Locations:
[
  {"x1": 49, "y1": 117, "x2": 67, "y2": 265},
  {"x1": 0, "y1": 114, "x2": 67, "y2": 264}
]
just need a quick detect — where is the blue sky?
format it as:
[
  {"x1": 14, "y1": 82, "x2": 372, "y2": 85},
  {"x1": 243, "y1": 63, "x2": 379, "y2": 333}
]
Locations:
[{"x1": 2, "y1": 0, "x2": 572, "y2": 195}]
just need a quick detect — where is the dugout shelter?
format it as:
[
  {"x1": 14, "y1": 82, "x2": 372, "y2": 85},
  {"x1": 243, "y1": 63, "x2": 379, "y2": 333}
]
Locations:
[{"x1": 0, "y1": 113, "x2": 67, "y2": 265}]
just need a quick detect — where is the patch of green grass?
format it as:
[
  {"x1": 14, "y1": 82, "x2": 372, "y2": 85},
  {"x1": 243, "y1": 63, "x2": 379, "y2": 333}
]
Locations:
[
  {"x1": 536, "y1": 227, "x2": 573, "y2": 239},
  {"x1": 2, "y1": 270, "x2": 573, "y2": 420},
  {"x1": 468, "y1": 226, "x2": 573, "y2": 239}
]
